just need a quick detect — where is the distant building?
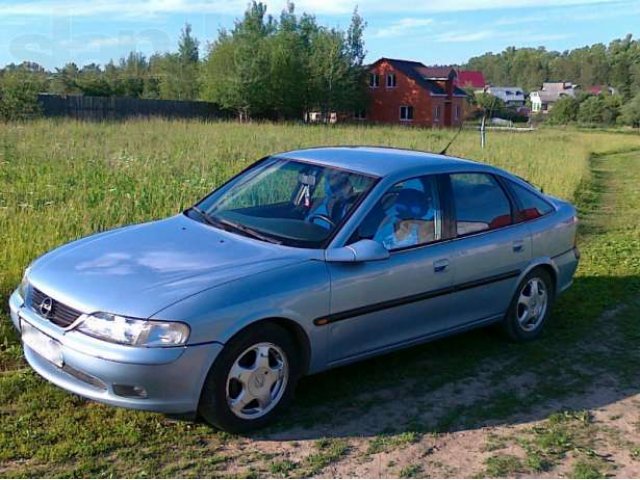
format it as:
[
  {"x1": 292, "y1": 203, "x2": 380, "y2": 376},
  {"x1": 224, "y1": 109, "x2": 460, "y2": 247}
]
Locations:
[
  {"x1": 486, "y1": 86, "x2": 526, "y2": 107},
  {"x1": 366, "y1": 58, "x2": 467, "y2": 127},
  {"x1": 585, "y1": 85, "x2": 617, "y2": 95},
  {"x1": 530, "y1": 82, "x2": 578, "y2": 113},
  {"x1": 455, "y1": 70, "x2": 486, "y2": 91}
]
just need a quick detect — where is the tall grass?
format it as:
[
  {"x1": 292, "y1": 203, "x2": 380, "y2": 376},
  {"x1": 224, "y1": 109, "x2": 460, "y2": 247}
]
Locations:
[
  {"x1": 1, "y1": 119, "x2": 640, "y2": 478},
  {"x1": 1, "y1": 119, "x2": 639, "y2": 300}
]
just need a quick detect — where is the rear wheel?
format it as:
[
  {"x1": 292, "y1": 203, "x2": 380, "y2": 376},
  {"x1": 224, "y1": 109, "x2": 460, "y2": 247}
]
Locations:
[
  {"x1": 198, "y1": 323, "x2": 300, "y2": 433},
  {"x1": 502, "y1": 268, "x2": 554, "y2": 341}
]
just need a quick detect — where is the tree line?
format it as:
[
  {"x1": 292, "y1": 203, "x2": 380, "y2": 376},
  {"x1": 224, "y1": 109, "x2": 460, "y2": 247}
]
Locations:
[
  {"x1": 461, "y1": 35, "x2": 640, "y2": 127},
  {"x1": 2, "y1": 4, "x2": 640, "y2": 127},
  {"x1": 0, "y1": 1, "x2": 367, "y2": 121},
  {"x1": 465, "y1": 35, "x2": 640, "y2": 100}
]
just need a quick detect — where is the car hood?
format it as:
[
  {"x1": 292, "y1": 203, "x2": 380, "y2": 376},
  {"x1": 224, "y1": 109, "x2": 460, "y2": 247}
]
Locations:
[{"x1": 28, "y1": 214, "x2": 314, "y2": 318}]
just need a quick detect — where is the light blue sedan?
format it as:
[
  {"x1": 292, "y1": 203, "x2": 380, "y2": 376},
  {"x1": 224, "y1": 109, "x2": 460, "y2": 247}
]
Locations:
[{"x1": 9, "y1": 147, "x2": 580, "y2": 432}]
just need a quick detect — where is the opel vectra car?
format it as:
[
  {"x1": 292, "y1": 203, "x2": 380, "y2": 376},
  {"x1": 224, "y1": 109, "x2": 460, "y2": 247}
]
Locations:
[{"x1": 10, "y1": 147, "x2": 579, "y2": 432}]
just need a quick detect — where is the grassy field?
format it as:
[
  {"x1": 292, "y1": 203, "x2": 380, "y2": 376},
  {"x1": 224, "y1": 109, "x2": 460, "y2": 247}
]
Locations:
[{"x1": 1, "y1": 120, "x2": 640, "y2": 478}]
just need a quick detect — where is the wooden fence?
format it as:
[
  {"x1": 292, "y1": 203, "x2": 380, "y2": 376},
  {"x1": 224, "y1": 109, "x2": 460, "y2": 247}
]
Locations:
[{"x1": 37, "y1": 94, "x2": 225, "y2": 121}]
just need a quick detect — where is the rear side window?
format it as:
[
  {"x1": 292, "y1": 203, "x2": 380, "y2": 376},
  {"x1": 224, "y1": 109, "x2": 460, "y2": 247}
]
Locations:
[
  {"x1": 509, "y1": 181, "x2": 554, "y2": 220},
  {"x1": 450, "y1": 173, "x2": 512, "y2": 236}
]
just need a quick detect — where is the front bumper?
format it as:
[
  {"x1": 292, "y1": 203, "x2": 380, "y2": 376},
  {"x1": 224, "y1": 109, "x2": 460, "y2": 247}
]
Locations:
[{"x1": 9, "y1": 289, "x2": 222, "y2": 414}]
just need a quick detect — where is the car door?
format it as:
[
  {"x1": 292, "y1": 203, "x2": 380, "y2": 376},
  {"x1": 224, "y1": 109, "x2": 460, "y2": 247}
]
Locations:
[
  {"x1": 324, "y1": 175, "x2": 456, "y2": 365},
  {"x1": 442, "y1": 172, "x2": 532, "y2": 328}
]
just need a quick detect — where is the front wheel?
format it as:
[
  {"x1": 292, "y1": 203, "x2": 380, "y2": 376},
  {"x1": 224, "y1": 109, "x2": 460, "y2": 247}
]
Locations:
[
  {"x1": 198, "y1": 323, "x2": 300, "y2": 433},
  {"x1": 502, "y1": 268, "x2": 554, "y2": 342}
]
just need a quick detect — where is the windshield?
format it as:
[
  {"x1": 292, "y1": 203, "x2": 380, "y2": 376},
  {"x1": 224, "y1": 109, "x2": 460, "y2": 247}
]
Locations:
[{"x1": 190, "y1": 157, "x2": 378, "y2": 248}]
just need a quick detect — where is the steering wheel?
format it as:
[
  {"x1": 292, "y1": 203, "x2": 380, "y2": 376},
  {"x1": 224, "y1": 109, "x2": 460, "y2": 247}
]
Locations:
[{"x1": 307, "y1": 213, "x2": 336, "y2": 229}]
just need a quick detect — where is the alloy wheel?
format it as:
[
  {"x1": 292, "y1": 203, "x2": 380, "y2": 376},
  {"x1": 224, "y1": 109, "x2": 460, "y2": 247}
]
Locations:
[
  {"x1": 516, "y1": 277, "x2": 548, "y2": 332},
  {"x1": 225, "y1": 342, "x2": 289, "y2": 420}
]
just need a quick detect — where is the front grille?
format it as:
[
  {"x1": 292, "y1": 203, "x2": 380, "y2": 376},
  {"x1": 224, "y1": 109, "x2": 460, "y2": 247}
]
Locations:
[{"x1": 30, "y1": 287, "x2": 82, "y2": 328}]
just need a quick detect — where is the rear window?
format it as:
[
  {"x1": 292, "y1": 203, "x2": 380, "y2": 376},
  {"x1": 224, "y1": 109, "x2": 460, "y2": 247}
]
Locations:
[
  {"x1": 509, "y1": 181, "x2": 554, "y2": 220},
  {"x1": 450, "y1": 173, "x2": 513, "y2": 236}
]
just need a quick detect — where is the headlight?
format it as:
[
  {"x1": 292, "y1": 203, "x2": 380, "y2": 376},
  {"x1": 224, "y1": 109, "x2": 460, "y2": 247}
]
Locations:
[
  {"x1": 18, "y1": 269, "x2": 30, "y2": 300},
  {"x1": 76, "y1": 313, "x2": 190, "y2": 347}
]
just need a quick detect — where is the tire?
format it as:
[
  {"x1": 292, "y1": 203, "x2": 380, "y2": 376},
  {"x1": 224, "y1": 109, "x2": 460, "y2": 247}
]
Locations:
[
  {"x1": 501, "y1": 268, "x2": 554, "y2": 342},
  {"x1": 198, "y1": 322, "x2": 300, "y2": 433}
]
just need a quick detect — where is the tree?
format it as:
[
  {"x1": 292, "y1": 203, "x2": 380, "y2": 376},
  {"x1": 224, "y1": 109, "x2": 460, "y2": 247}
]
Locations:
[
  {"x1": 577, "y1": 95, "x2": 605, "y2": 125},
  {"x1": 601, "y1": 93, "x2": 622, "y2": 125},
  {"x1": 0, "y1": 65, "x2": 48, "y2": 120},
  {"x1": 464, "y1": 35, "x2": 640, "y2": 101},
  {"x1": 474, "y1": 92, "x2": 506, "y2": 116},
  {"x1": 200, "y1": 1, "x2": 367, "y2": 120},
  {"x1": 620, "y1": 92, "x2": 640, "y2": 127},
  {"x1": 202, "y1": 2, "x2": 275, "y2": 118},
  {"x1": 308, "y1": 27, "x2": 350, "y2": 119},
  {"x1": 608, "y1": 34, "x2": 639, "y2": 100},
  {"x1": 266, "y1": 2, "x2": 308, "y2": 119},
  {"x1": 178, "y1": 23, "x2": 199, "y2": 64},
  {"x1": 115, "y1": 52, "x2": 148, "y2": 97},
  {"x1": 75, "y1": 64, "x2": 113, "y2": 96},
  {"x1": 50, "y1": 63, "x2": 81, "y2": 95},
  {"x1": 547, "y1": 96, "x2": 579, "y2": 124}
]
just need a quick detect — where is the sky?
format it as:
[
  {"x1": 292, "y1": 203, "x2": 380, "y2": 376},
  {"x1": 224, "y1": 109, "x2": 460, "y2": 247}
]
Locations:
[{"x1": 0, "y1": 0, "x2": 638, "y2": 70}]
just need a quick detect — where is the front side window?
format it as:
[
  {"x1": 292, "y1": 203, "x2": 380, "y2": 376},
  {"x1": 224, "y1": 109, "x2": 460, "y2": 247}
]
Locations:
[
  {"x1": 193, "y1": 158, "x2": 377, "y2": 248},
  {"x1": 400, "y1": 105, "x2": 414, "y2": 121},
  {"x1": 508, "y1": 180, "x2": 554, "y2": 220},
  {"x1": 353, "y1": 176, "x2": 441, "y2": 251},
  {"x1": 386, "y1": 73, "x2": 397, "y2": 88},
  {"x1": 434, "y1": 105, "x2": 441, "y2": 120},
  {"x1": 369, "y1": 73, "x2": 379, "y2": 88},
  {"x1": 450, "y1": 173, "x2": 512, "y2": 236}
]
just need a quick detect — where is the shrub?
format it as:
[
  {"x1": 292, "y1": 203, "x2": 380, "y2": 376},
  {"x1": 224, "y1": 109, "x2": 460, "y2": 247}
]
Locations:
[{"x1": 0, "y1": 69, "x2": 47, "y2": 121}]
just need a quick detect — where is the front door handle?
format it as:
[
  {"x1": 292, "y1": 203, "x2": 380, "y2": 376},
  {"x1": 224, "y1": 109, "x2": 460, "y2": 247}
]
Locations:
[
  {"x1": 513, "y1": 240, "x2": 525, "y2": 253},
  {"x1": 434, "y1": 259, "x2": 449, "y2": 273}
]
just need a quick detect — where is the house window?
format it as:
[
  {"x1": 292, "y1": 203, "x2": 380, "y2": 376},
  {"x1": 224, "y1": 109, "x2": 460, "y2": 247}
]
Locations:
[
  {"x1": 354, "y1": 109, "x2": 366, "y2": 120},
  {"x1": 369, "y1": 74, "x2": 379, "y2": 88},
  {"x1": 386, "y1": 73, "x2": 397, "y2": 88},
  {"x1": 434, "y1": 105, "x2": 441, "y2": 121},
  {"x1": 400, "y1": 105, "x2": 413, "y2": 121},
  {"x1": 454, "y1": 105, "x2": 460, "y2": 121}
]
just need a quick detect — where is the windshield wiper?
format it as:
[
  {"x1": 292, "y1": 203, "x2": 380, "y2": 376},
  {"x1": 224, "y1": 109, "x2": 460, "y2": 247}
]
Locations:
[
  {"x1": 213, "y1": 215, "x2": 282, "y2": 245},
  {"x1": 187, "y1": 206, "x2": 221, "y2": 228},
  {"x1": 187, "y1": 206, "x2": 282, "y2": 244}
]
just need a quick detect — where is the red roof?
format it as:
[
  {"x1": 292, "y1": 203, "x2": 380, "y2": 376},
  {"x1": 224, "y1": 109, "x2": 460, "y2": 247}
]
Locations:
[
  {"x1": 456, "y1": 70, "x2": 485, "y2": 89},
  {"x1": 586, "y1": 85, "x2": 605, "y2": 95}
]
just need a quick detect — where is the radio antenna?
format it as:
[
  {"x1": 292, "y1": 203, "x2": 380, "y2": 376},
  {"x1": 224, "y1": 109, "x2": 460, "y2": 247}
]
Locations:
[{"x1": 438, "y1": 120, "x2": 464, "y2": 155}]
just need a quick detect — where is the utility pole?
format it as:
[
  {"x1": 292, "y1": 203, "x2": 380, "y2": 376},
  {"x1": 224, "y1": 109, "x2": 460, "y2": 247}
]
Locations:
[{"x1": 480, "y1": 85, "x2": 489, "y2": 149}]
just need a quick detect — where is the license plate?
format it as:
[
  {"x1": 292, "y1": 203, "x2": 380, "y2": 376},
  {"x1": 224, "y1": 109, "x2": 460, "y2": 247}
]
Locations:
[{"x1": 21, "y1": 319, "x2": 64, "y2": 367}]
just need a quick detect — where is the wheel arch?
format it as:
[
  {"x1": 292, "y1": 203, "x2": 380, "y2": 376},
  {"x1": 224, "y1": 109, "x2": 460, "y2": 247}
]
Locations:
[
  {"x1": 227, "y1": 317, "x2": 312, "y2": 376},
  {"x1": 520, "y1": 259, "x2": 558, "y2": 295}
]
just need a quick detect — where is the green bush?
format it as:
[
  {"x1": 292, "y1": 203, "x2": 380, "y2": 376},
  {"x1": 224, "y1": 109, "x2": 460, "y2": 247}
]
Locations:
[
  {"x1": 620, "y1": 92, "x2": 640, "y2": 127},
  {"x1": 0, "y1": 69, "x2": 47, "y2": 121},
  {"x1": 547, "y1": 96, "x2": 579, "y2": 125}
]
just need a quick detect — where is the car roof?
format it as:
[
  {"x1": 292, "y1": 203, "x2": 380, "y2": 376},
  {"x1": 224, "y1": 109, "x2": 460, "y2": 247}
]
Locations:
[{"x1": 275, "y1": 146, "x2": 490, "y2": 178}]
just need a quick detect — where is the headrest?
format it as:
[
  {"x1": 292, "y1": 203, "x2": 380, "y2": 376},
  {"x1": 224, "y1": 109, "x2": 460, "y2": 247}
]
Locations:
[{"x1": 393, "y1": 189, "x2": 430, "y2": 220}]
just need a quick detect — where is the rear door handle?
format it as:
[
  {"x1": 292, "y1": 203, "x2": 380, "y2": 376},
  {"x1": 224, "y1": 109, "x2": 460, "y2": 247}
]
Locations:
[
  {"x1": 434, "y1": 259, "x2": 449, "y2": 273},
  {"x1": 513, "y1": 240, "x2": 525, "y2": 253}
]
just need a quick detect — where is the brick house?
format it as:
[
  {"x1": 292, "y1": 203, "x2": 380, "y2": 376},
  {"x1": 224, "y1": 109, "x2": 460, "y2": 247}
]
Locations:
[{"x1": 366, "y1": 58, "x2": 467, "y2": 127}]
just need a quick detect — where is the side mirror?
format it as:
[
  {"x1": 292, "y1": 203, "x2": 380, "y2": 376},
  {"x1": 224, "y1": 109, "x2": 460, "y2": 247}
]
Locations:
[{"x1": 325, "y1": 239, "x2": 390, "y2": 263}]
